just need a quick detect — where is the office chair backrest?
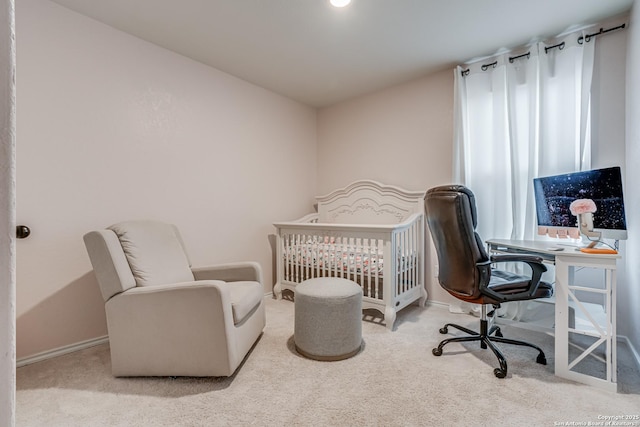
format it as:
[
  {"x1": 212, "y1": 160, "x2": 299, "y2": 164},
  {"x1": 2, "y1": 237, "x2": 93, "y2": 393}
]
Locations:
[{"x1": 424, "y1": 185, "x2": 490, "y2": 300}]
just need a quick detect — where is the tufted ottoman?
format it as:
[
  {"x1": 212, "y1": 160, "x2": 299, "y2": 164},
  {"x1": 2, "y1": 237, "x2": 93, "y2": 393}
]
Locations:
[{"x1": 294, "y1": 278, "x2": 363, "y2": 361}]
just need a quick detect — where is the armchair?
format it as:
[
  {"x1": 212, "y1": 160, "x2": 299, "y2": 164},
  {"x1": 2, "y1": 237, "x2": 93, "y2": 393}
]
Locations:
[
  {"x1": 83, "y1": 220, "x2": 266, "y2": 377},
  {"x1": 424, "y1": 185, "x2": 553, "y2": 378}
]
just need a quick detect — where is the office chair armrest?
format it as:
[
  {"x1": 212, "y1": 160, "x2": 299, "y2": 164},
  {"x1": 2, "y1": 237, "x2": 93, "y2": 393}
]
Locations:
[
  {"x1": 478, "y1": 255, "x2": 547, "y2": 302},
  {"x1": 490, "y1": 254, "x2": 547, "y2": 280},
  {"x1": 490, "y1": 254, "x2": 546, "y2": 266}
]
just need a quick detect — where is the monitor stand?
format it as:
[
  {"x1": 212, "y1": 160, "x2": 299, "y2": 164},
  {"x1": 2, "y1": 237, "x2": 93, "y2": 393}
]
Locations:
[{"x1": 577, "y1": 213, "x2": 601, "y2": 248}]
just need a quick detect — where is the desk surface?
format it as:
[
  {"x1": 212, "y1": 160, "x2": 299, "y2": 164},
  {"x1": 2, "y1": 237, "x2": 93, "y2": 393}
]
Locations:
[{"x1": 486, "y1": 239, "x2": 621, "y2": 260}]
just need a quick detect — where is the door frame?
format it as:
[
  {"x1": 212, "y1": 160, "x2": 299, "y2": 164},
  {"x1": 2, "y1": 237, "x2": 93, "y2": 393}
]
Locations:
[{"x1": 1, "y1": 0, "x2": 16, "y2": 425}]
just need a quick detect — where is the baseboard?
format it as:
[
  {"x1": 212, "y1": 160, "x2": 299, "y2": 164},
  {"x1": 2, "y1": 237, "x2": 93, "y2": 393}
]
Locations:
[
  {"x1": 425, "y1": 300, "x2": 450, "y2": 309},
  {"x1": 16, "y1": 335, "x2": 109, "y2": 368},
  {"x1": 618, "y1": 335, "x2": 640, "y2": 371}
]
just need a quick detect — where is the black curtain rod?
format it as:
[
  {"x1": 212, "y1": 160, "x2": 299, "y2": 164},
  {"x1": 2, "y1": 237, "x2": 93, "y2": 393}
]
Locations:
[
  {"x1": 545, "y1": 41, "x2": 565, "y2": 54},
  {"x1": 461, "y1": 22, "x2": 626, "y2": 76},
  {"x1": 509, "y1": 52, "x2": 530, "y2": 63},
  {"x1": 481, "y1": 61, "x2": 497, "y2": 71},
  {"x1": 578, "y1": 23, "x2": 626, "y2": 44}
]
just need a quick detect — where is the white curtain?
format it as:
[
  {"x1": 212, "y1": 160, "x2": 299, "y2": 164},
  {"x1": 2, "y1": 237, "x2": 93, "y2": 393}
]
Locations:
[
  {"x1": 454, "y1": 31, "x2": 594, "y2": 242},
  {"x1": 451, "y1": 31, "x2": 595, "y2": 318}
]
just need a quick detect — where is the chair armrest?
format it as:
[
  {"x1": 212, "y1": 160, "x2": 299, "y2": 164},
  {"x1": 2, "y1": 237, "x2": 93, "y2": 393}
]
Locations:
[
  {"x1": 192, "y1": 261, "x2": 262, "y2": 283},
  {"x1": 109, "y1": 281, "x2": 232, "y2": 321},
  {"x1": 107, "y1": 281, "x2": 235, "y2": 338},
  {"x1": 106, "y1": 281, "x2": 235, "y2": 342},
  {"x1": 105, "y1": 280, "x2": 239, "y2": 376},
  {"x1": 477, "y1": 255, "x2": 548, "y2": 303},
  {"x1": 490, "y1": 254, "x2": 547, "y2": 267}
]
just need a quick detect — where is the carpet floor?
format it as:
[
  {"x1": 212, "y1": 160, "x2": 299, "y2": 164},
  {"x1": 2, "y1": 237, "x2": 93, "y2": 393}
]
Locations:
[{"x1": 16, "y1": 297, "x2": 640, "y2": 426}]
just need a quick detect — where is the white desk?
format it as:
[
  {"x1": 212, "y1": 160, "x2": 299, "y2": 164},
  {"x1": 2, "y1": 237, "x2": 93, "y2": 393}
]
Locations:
[{"x1": 486, "y1": 239, "x2": 620, "y2": 392}]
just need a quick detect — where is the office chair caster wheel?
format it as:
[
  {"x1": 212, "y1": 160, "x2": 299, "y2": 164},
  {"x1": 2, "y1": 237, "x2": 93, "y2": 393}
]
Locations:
[
  {"x1": 536, "y1": 353, "x2": 547, "y2": 365},
  {"x1": 494, "y1": 328, "x2": 503, "y2": 338},
  {"x1": 439, "y1": 327, "x2": 448, "y2": 334},
  {"x1": 432, "y1": 348, "x2": 443, "y2": 356},
  {"x1": 494, "y1": 368, "x2": 506, "y2": 378}
]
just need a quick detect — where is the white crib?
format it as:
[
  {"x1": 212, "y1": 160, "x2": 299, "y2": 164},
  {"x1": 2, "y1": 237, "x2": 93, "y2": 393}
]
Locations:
[{"x1": 273, "y1": 180, "x2": 428, "y2": 330}]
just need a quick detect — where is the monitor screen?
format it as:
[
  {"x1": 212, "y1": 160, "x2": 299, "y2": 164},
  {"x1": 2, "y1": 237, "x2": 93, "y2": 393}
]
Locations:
[{"x1": 533, "y1": 166, "x2": 627, "y2": 240}]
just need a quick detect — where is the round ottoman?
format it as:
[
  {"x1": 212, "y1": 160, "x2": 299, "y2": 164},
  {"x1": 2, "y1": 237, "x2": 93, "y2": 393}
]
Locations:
[{"x1": 294, "y1": 278, "x2": 363, "y2": 361}]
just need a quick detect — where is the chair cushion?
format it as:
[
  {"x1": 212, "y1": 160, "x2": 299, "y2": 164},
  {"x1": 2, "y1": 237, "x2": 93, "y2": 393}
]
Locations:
[
  {"x1": 228, "y1": 281, "x2": 263, "y2": 325},
  {"x1": 109, "y1": 220, "x2": 194, "y2": 287}
]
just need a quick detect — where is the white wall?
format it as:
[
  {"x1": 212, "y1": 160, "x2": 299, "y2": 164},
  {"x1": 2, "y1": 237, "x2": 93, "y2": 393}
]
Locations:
[
  {"x1": 0, "y1": 0, "x2": 16, "y2": 423},
  {"x1": 624, "y1": 3, "x2": 640, "y2": 354},
  {"x1": 317, "y1": 69, "x2": 456, "y2": 303},
  {"x1": 16, "y1": 0, "x2": 317, "y2": 359}
]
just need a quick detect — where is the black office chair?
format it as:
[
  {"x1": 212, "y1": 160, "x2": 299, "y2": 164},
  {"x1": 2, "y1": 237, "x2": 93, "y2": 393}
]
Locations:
[{"x1": 424, "y1": 185, "x2": 553, "y2": 378}]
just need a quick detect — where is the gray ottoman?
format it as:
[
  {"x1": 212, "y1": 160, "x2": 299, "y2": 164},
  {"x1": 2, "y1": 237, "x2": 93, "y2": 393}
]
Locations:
[{"x1": 294, "y1": 277, "x2": 363, "y2": 361}]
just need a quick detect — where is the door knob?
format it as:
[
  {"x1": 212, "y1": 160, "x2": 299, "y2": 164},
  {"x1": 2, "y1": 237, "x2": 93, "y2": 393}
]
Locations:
[{"x1": 16, "y1": 225, "x2": 30, "y2": 239}]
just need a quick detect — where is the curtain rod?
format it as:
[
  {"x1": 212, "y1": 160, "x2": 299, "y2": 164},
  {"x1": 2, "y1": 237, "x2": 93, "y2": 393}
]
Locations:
[
  {"x1": 544, "y1": 42, "x2": 565, "y2": 54},
  {"x1": 509, "y1": 52, "x2": 530, "y2": 63},
  {"x1": 460, "y1": 22, "x2": 626, "y2": 76},
  {"x1": 578, "y1": 23, "x2": 626, "y2": 44}
]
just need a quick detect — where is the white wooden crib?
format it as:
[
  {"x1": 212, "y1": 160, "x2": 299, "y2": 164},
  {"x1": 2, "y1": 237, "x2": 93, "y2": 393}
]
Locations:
[{"x1": 273, "y1": 180, "x2": 428, "y2": 330}]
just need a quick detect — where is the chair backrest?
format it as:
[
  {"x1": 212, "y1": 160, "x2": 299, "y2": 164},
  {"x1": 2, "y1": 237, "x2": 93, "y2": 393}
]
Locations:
[
  {"x1": 424, "y1": 185, "x2": 490, "y2": 300},
  {"x1": 84, "y1": 220, "x2": 194, "y2": 301}
]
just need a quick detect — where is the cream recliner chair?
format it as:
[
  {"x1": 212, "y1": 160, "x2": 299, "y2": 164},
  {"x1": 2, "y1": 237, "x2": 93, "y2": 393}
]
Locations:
[{"x1": 83, "y1": 220, "x2": 266, "y2": 377}]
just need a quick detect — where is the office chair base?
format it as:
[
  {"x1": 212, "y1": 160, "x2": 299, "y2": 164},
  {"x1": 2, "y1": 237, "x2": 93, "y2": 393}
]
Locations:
[{"x1": 432, "y1": 315, "x2": 547, "y2": 378}]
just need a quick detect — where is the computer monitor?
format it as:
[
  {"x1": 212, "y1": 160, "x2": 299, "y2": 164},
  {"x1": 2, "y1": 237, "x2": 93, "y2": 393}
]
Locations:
[{"x1": 533, "y1": 166, "x2": 627, "y2": 242}]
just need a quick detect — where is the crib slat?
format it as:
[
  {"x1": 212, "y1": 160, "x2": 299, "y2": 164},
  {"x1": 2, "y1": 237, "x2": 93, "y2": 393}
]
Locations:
[
  {"x1": 284, "y1": 234, "x2": 289, "y2": 283},
  {"x1": 288, "y1": 233, "x2": 293, "y2": 283},
  {"x1": 374, "y1": 239, "x2": 380, "y2": 299},
  {"x1": 299, "y1": 233, "x2": 303, "y2": 282},
  {"x1": 298, "y1": 234, "x2": 309, "y2": 283},
  {"x1": 410, "y1": 224, "x2": 415, "y2": 289},
  {"x1": 400, "y1": 230, "x2": 405, "y2": 295},
  {"x1": 349, "y1": 237, "x2": 354, "y2": 283},
  {"x1": 410, "y1": 223, "x2": 415, "y2": 289},
  {"x1": 289, "y1": 233, "x2": 294, "y2": 283},
  {"x1": 339, "y1": 237, "x2": 344, "y2": 279},
  {"x1": 359, "y1": 239, "x2": 363, "y2": 294},
  {"x1": 412, "y1": 221, "x2": 417, "y2": 289},
  {"x1": 316, "y1": 235, "x2": 319, "y2": 278},
  {"x1": 333, "y1": 237, "x2": 338, "y2": 278},
  {"x1": 292, "y1": 234, "x2": 297, "y2": 283},
  {"x1": 366, "y1": 239, "x2": 371, "y2": 297},
  {"x1": 307, "y1": 234, "x2": 312, "y2": 281}
]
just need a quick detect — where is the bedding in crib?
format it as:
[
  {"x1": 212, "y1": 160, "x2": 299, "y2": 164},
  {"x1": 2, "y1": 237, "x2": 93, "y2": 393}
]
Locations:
[{"x1": 284, "y1": 237, "x2": 418, "y2": 275}]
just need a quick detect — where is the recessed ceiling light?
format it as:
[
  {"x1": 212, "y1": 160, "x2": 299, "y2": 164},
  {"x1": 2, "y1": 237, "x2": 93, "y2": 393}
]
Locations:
[{"x1": 330, "y1": 0, "x2": 351, "y2": 7}]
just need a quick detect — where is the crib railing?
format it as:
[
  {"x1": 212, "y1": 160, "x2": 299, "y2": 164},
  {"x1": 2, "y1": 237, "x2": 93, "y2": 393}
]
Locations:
[
  {"x1": 281, "y1": 234, "x2": 386, "y2": 299},
  {"x1": 391, "y1": 212, "x2": 424, "y2": 301},
  {"x1": 275, "y1": 213, "x2": 424, "y2": 304}
]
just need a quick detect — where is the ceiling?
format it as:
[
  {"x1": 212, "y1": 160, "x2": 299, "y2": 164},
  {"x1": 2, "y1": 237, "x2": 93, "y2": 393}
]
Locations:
[{"x1": 49, "y1": 0, "x2": 634, "y2": 107}]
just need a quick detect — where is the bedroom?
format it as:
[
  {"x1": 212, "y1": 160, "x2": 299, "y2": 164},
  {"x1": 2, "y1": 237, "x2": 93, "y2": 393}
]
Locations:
[{"x1": 2, "y1": 0, "x2": 640, "y2": 423}]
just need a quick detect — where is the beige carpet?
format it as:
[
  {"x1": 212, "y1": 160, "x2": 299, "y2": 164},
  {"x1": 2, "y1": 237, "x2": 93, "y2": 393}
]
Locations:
[{"x1": 16, "y1": 297, "x2": 640, "y2": 426}]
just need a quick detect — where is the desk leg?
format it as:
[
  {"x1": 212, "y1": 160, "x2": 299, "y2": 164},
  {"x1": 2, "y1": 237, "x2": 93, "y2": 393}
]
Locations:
[
  {"x1": 554, "y1": 257, "x2": 617, "y2": 392},
  {"x1": 608, "y1": 268, "x2": 617, "y2": 384},
  {"x1": 554, "y1": 259, "x2": 570, "y2": 379}
]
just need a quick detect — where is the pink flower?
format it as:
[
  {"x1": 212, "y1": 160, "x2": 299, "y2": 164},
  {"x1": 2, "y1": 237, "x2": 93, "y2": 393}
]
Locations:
[{"x1": 569, "y1": 198, "x2": 597, "y2": 215}]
